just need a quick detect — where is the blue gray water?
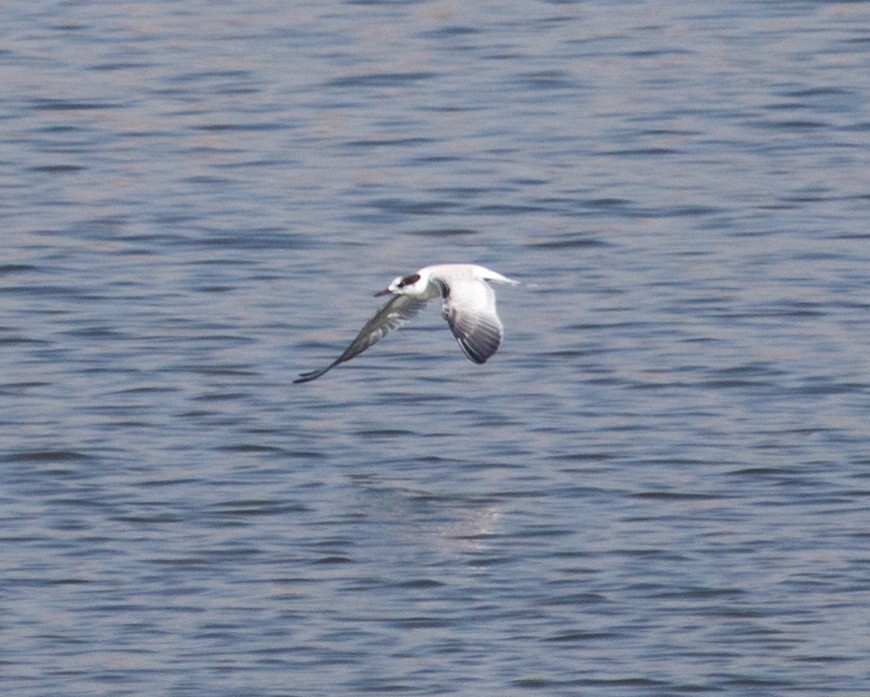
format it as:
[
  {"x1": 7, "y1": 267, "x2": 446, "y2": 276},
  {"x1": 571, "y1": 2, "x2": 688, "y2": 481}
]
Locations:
[{"x1": 2, "y1": 1, "x2": 869, "y2": 695}]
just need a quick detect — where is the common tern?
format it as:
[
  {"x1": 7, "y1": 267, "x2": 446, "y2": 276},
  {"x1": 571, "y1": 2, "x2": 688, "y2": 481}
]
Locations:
[{"x1": 294, "y1": 263, "x2": 518, "y2": 383}]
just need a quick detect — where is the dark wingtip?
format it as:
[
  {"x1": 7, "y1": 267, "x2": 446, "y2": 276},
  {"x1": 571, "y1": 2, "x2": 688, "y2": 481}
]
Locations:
[
  {"x1": 456, "y1": 336, "x2": 497, "y2": 364},
  {"x1": 294, "y1": 368, "x2": 329, "y2": 383}
]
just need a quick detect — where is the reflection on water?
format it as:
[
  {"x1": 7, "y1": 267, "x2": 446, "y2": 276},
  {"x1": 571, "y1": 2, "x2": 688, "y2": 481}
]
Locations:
[
  {"x1": 2, "y1": 1, "x2": 869, "y2": 695},
  {"x1": 351, "y1": 473, "x2": 503, "y2": 552}
]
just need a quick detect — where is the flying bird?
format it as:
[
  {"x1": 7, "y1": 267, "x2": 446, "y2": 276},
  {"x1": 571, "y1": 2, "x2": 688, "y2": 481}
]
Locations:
[{"x1": 294, "y1": 263, "x2": 518, "y2": 383}]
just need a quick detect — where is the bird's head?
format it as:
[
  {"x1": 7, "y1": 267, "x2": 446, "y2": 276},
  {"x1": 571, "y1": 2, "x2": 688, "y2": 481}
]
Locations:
[{"x1": 374, "y1": 272, "x2": 426, "y2": 297}]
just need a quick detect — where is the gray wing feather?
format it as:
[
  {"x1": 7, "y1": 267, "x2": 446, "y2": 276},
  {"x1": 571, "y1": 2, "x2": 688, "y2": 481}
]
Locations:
[
  {"x1": 295, "y1": 294, "x2": 428, "y2": 383},
  {"x1": 437, "y1": 279, "x2": 504, "y2": 364}
]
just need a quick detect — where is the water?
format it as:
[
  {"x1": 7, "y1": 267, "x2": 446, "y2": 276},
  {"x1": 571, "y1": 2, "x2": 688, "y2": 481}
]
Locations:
[{"x1": 2, "y1": 1, "x2": 869, "y2": 695}]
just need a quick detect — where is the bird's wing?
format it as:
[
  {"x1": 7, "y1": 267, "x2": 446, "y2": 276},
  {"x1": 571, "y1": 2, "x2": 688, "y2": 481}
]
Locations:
[
  {"x1": 294, "y1": 294, "x2": 429, "y2": 383},
  {"x1": 435, "y1": 278, "x2": 504, "y2": 364}
]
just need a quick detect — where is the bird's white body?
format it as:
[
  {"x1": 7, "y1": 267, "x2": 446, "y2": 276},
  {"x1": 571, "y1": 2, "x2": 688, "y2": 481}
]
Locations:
[
  {"x1": 295, "y1": 264, "x2": 518, "y2": 383},
  {"x1": 383, "y1": 263, "x2": 516, "y2": 299}
]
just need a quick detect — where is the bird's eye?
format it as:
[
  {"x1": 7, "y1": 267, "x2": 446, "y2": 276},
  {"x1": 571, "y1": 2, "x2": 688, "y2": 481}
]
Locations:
[{"x1": 398, "y1": 273, "x2": 420, "y2": 288}]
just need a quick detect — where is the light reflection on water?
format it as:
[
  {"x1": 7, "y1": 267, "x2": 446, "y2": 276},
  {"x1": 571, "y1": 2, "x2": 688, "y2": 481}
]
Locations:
[{"x1": 2, "y1": 1, "x2": 869, "y2": 695}]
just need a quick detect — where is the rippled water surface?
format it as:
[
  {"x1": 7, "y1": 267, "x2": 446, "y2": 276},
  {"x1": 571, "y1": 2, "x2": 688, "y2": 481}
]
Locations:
[{"x1": 2, "y1": 1, "x2": 869, "y2": 695}]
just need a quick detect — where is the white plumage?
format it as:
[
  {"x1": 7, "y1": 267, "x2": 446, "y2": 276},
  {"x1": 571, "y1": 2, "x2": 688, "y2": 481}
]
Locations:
[{"x1": 295, "y1": 264, "x2": 518, "y2": 383}]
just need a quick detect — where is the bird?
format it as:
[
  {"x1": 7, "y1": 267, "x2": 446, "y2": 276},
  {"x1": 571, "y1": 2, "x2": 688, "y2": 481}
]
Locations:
[{"x1": 294, "y1": 263, "x2": 519, "y2": 383}]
